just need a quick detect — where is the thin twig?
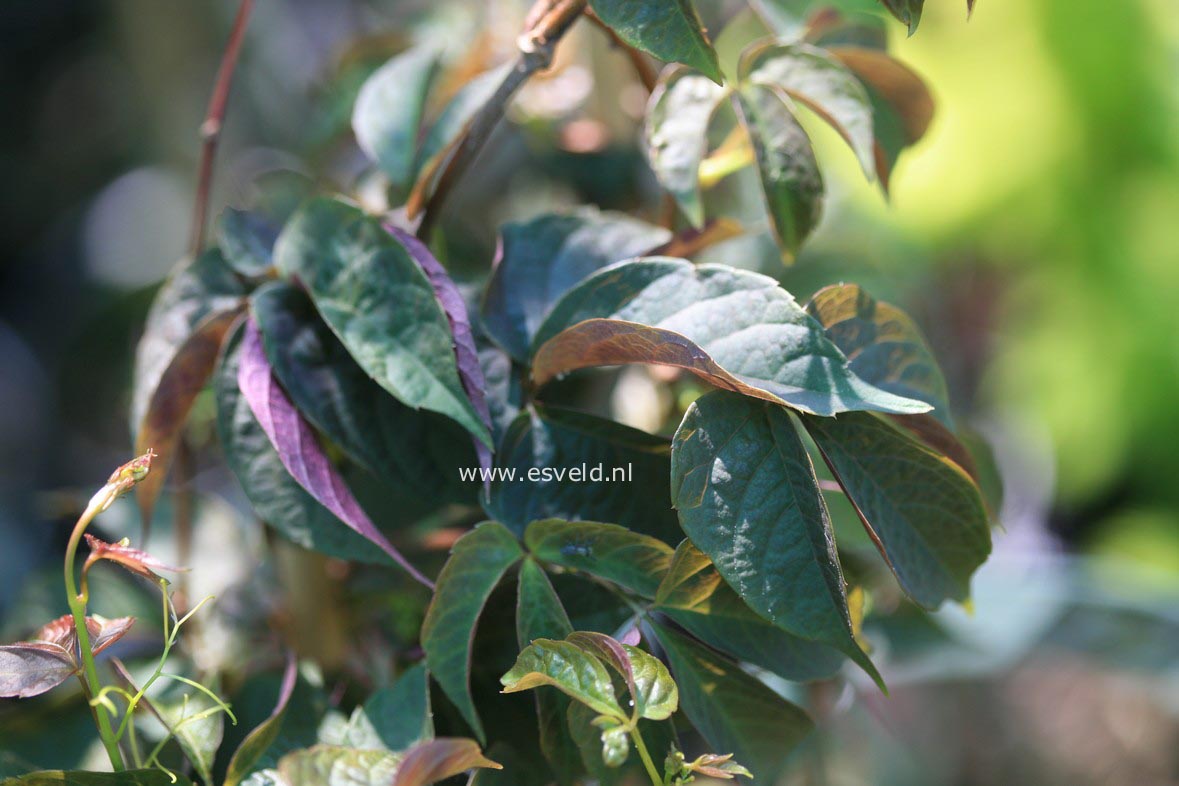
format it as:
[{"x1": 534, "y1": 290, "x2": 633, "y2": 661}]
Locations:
[
  {"x1": 188, "y1": 0, "x2": 255, "y2": 258},
  {"x1": 416, "y1": 0, "x2": 588, "y2": 239}
]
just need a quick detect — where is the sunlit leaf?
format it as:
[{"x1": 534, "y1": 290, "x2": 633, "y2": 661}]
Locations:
[
  {"x1": 352, "y1": 45, "x2": 441, "y2": 190},
  {"x1": 501, "y1": 639, "x2": 626, "y2": 721},
  {"x1": 224, "y1": 654, "x2": 297, "y2": 786},
  {"x1": 82, "y1": 534, "x2": 184, "y2": 584},
  {"x1": 274, "y1": 197, "x2": 491, "y2": 448},
  {"x1": 237, "y1": 317, "x2": 433, "y2": 586},
  {"x1": 85, "y1": 616, "x2": 134, "y2": 657},
  {"x1": 481, "y1": 211, "x2": 670, "y2": 361},
  {"x1": 525, "y1": 519, "x2": 674, "y2": 599},
  {"x1": 649, "y1": 622, "x2": 815, "y2": 782},
  {"x1": 566, "y1": 632, "x2": 678, "y2": 721},
  {"x1": 654, "y1": 541, "x2": 847, "y2": 681},
  {"x1": 277, "y1": 745, "x2": 402, "y2": 786},
  {"x1": 421, "y1": 522, "x2": 523, "y2": 743},
  {"x1": 671, "y1": 391, "x2": 881, "y2": 684},
  {"x1": 589, "y1": 0, "x2": 723, "y2": 84},
  {"x1": 741, "y1": 41, "x2": 876, "y2": 179},
  {"x1": 532, "y1": 257, "x2": 932, "y2": 416},
  {"x1": 392, "y1": 737, "x2": 502, "y2": 786},
  {"x1": 154, "y1": 678, "x2": 224, "y2": 786},
  {"x1": 645, "y1": 66, "x2": 728, "y2": 227},
  {"x1": 345, "y1": 663, "x2": 433, "y2": 752},
  {"x1": 734, "y1": 84, "x2": 823, "y2": 259}
]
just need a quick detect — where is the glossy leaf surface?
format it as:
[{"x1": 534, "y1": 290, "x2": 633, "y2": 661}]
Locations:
[{"x1": 525, "y1": 519, "x2": 674, "y2": 599}]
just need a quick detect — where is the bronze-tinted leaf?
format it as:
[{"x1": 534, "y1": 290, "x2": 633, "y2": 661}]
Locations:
[
  {"x1": 0, "y1": 642, "x2": 77, "y2": 698},
  {"x1": 392, "y1": 738, "x2": 502, "y2": 786},
  {"x1": 85, "y1": 616, "x2": 136, "y2": 657},
  {"x1": 83, "y1": 534, "x2": 185, "y2": 584}
]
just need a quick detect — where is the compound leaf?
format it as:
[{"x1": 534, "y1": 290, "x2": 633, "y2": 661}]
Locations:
[
  {"x1": 525, "y1": 519, "x2": 675, "y2": 599},
  {"x1": 589, "y1": 0, "x2": 722, "y2": 84}
]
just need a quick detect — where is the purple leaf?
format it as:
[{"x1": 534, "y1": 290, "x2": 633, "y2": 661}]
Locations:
[
  {"x1": 387, "y1": 226, "x2": 494, "y2": 475},
  {"x1": 237, "y1": 318, "x2": 435, "y2": 589},
  {"x1": 0, "y1": 642, "x2": 77, "y2": 698}
]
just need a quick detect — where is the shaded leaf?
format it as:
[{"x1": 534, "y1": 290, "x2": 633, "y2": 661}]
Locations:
[
  {"x1": 217, "y1": 208, "x2": 279, "y2": 278},
  {"x1": 421, "y1": 522, "x2": 523, "y2": 742},
  {"x1": 879, "y1": 0, "x2": 923, "y2": 34},
  {"x1": 734, "y1": 84, "x2": 823, "y2": 259},
  {"x1": 671, "y1": 391, "x2": 880, "y2": 683},
  {"x1": 86, "y1": 616, "x2": 135, "y2": 657},
  {"x1": 566, "y1": 702, "x2": 622, "y2": 782},
  {"x1": 654, "y1": 541, "x2": 847, "y2": 682},
  {"x1": 224, "y1": 653, "x2": 298, "y2": 786},
  {"x1": 251, "y1": 281, "x2": 475, "y2": 504},
  {"x1": 237, "y1": 317, "x2": 434, "y2": 587},
  {"x1": 589, "y1": 0, "x2": 723, "y2": 84},
  {"x1": 645, "y1": 67, "x2": 728, "y2": 227},
  {"x1": 274, "y1": 197, "x2": 491, "y2": 448},
  {"x1": 278, "y1": 745, "x2": 401, "y2": 786},
  {"x1": 804, "y1": 411, "x2": 991, "y2": 608},
  {"x1": 532, "y1": 258, "x2": 932, "y2": 416},
  {"x1": 154, "y1": 679, "x2": 224, "y2": 786},
  {"x1": 481, "y1": 211, "x2": 670, "y2": 362},
  {"x1": 0, "y1": 772, "x2": 193, "y2": 785},
  {"x1": 741, "y1": 41, "x2": 876, "y2": 179},
  {"x1": 216, "y1": 326, "x2": 397, "y2": 564},
  {"x1": 0, "y1": 643, "x2": 76, "y2": 699},
  {"x1": 353, "y1": 45, "x2": 441, "y2": 189},
  {"x1": 501, "y1": 639, "x2": 625, "y2": 721},
  {"x1": 387, "y1": 226, "x2": 493, "y2": 473},
  {"x1": 132, "y1": 247, "x2": 246, "y2": 526},
  {"x1": 487, "y1": 406, "x2": 681, "y2": 543},
  {"x1": 393, "y1": 737, "x2": 502, "y2": 786},
  {"x1": 345, "y1": 663, "x2": 433, "y2": 752},
  {"x1": 525, "y1": 519, "x2": 674, "y2": 599},
  {"x1": 649, "y1": 622, "x2": 814, "y2": 782}
]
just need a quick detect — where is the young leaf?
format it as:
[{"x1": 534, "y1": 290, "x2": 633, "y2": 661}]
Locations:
[
  {"x1": 0, "y1": 643, "x2": 76, "y2": 699},
  {"x1": 86, "y1": 616, "x2": 135, "y2": 657},
  {"x1": 879, "y1": 0, "x2": 924, "y2": 34},
  {"x1": 82, "y1": 534, "x2": 184, "y2": 584},
  {"x1": 828, "y1": 46, "x2": 933, "y2": 191},
  {"x1": 525, "y1": 519, "x2": 675, "y2": 599},
  {"x1": 345, "y1": 663, "x2": 433, "y2": 752},
  {"x1": 734, "y1": 84, "x2": 824, "y2": 259},
  {"x1": 273, "y1": 197, "x2": 491, "y2": 449},
  {"x1": 216, "y1": 326, "x2": 408, "y2": 565},
  {"x1": 352, "y1": 45, "x2": 440, "y2": 189},
  {"x1": 132, "y1": 248, "x2": 246, "y2": 526},
  {"x1": 154, "y1": 679, "x2": 224, "y2": 786},
  {"x1": 481, "y1": 211, "x2": 670, "y2": 361},
  {"x1": 566, "y1": 632, "x2": 679, "y2": 721},
  {"x1": 487, "y1": 406, "x2": 681, "y2": 543},
  {"x1": 531, "y1": 258, "x2": 933, "y2": 417},
  {"x1": 671, "y1": 391, "x2": 880, "y2": 683},
  {"x1": 566, "y1": 702, "x2": 624, "y2": 780},
  {"x1": 224, "y1": 653, "x2": 297, "y2": 786},
  {"x1": 588, "y1": 0, "x2": 723, "y2": 84},
  {"x1": 500, "y1": 639, "x2": 626, "y2": 721},
  {"x1": 645, "y1": 67, "x2": 729, "y2": 227},
  {"x1": 654, "y1": 541, "x2": 847, "y2": 682},
  {"x1": 237, "y1": 317, "x2": 434, "y2": 587},
  {"x1": 1, "y1": 772, "x2": 194, "y2": 785},
  {"x1": 277, "y1": 745, "x2": 402, "y2": 786},
  {"x1": 392, "y1": 738, "x2": 502, "y2": 786},
  {"x1": 421, "y1": 522, "x2": 523, "y2": 743},
  {"x1": 387, "y1": 226, "x2": 493, "y2": 474},
  {"x1": 250, "y1": 282, "x2": 476, "y2": 504},
  {"x1": 741, "y1": 41, "x2": 876, "y2": 180},
  {"x1": 803, "y1": 411, "x2": 992, "y2": 608},
  {"x1": 649, "y1": 622, "x2": 815, "y2": 782}
]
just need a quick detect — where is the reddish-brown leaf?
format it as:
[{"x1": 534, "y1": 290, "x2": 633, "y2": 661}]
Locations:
[
  {"x1": 86, "y1": 616, "x2": 136, "y2": 657},
  {"x1": 392, "y1": 738, "x2": 501, "y2": 786},
  {"x1": 83, "y1": 534, "x2": 186, "y2": 583},
  {"x1": 0, "y1": 641, "x2": 77, "y2": 698},
  {"x1": 34, "y1": 614, "x2": 78, "y2": 652}
]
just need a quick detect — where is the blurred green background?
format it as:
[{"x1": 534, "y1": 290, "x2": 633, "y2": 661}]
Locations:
[{"x1": 1, "y1": 0, "x2": 1177, "y2": 783}]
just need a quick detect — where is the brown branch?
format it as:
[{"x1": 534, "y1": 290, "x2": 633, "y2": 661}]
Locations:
[
  {"x1": 415, "y1": 0, "x2": 588, "y2": 239},
  {"x1": 188, "y1": 0, "x2": 255, "y2": 258},
  {"x1": 585, "y1": 9, "x2": 658, "y2": 93}
]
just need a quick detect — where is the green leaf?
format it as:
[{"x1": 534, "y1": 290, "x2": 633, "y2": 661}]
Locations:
[
  {"x1": 525, "y1": 519, "x2": 675, "y2": 599},
  {"x1": 0, "y1": 772, "x2": 194, "y2": 786},
  {"x1": 741, "y1": 41, "x2": 876, "y2": 180},
  {"x1": 531, "y1": 257, "x2": 932, "y2": 417},
  {"x1": 500, "y1": 639, "x2": 626, "y2": 721},
  {"x1": 273, "y1": 196, "x2": 491, "y2": 448},
  {"x1": 645, "y1": 67, "x2": 728, "y2": 227},
  {"x1": 807, "y1": 283, "x2": 951, "y2": 423},
  {"x1": 515, "y1": 560, "x2": 582, "y2": 784},
  {"x1": 215, "y1": 326, "x2": 393, "y2": 563},
  {"x1": 879, "y1": 0, "x2": 923, "y2": 34},
  {"x1": 154, "y1": 681, "x2": 225, "y2": 785},
  {"x1": 589, "y1": 0, "x2": 722, "y2": 84},
  {"x1": 352, "y1": 45, "x2": 440, "y2": 189},
  {"x1": 132, "y1": 248, "x2": 246, "y2": 525},
  {"x1": 487, "y1": 406, "x2": 681, "y2": 543},
  {"x1": 421, "y1": 522, "x2": 523, "y2": 743},
  {"x1": 648, "y1": 622, "x2": 814, "y2": 783},
  {"x1": 803, "y1": 411, "x2": 992, "y2": 608},
  {"x1": 217, "y1": 208, "x2": 279, "y2": 277},
  {"x1": 671, "y1": 391, "x2": 880, "y2": 683},
  {"x1": 566, "y1": 632, "x2": 679, "y2": 721},
  {"x1": 223, "y1": 658, "x2": 316, "y2": 786},
  {"x1": 251, "y1": 281, "x2": 475, "y2": 504},
  {"x1": 345, "y1": 663, "x2": 433, "y2": 752},
  {"x1": 748, "y1": 0, "x2": 882, "y2": 37},
  {"x1": 277, "y1": 745, "x2": 402, "y2": 786},
  {"x1": 827, "y1": 46, "x2": 933, "y2": 191},
  {"x1": 654, "y1": 540, "x2": 847, "y2": 682},
  {"x1": 392, "y1": 738, "x2": 502, "y2": 786},
  {"x1": 734, "y1": 84, "x2": 824, "y2": 259},
  {"x1": 481, "y1": 211, "x2": 670, "y2": 361},
  {"x1": 566, "y1": 702, "x2": 622, "y2": 781}
]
